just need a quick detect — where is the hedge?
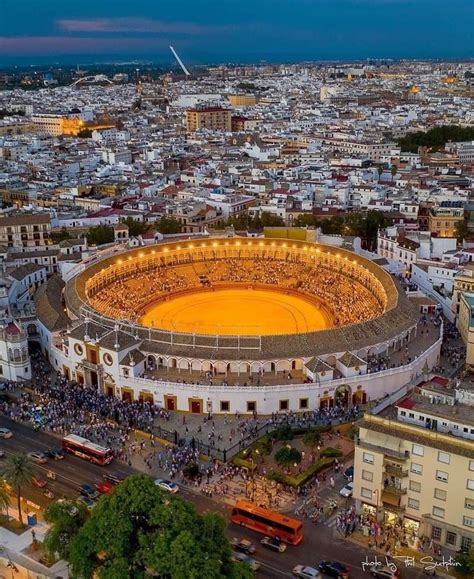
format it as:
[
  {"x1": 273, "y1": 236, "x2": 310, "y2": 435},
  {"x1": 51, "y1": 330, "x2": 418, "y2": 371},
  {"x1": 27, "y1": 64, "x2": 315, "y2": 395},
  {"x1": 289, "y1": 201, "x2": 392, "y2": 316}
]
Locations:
[
  {"x1": 320, "y1": 447, "x2": 343, "y2": 458},
  {"x1": 267, "y1": 457, "x2": 335, "y2": 488}
]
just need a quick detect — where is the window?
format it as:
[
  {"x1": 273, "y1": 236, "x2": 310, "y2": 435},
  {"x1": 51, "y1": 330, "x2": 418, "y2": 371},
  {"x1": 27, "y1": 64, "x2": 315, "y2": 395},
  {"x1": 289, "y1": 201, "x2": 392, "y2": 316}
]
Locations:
[
  {"x1": 299, "y1": 398, "x2": 308, "y2": 410},
  {"x1": 434, "y1": 488, "x2": 447, "y2": 501},
  {"x1": 465, "y1": 497, "x2": 474, "y2": 510},
  {"x1": 408, "y1": 498, "x2": 419, "y2": 510},
  {"x1": 461, "y1": 537, "x2": 472, "y2": 551},
  {"x1": 409, "y1": 480, "x2": 421, "y2": 493},
  {"x1": 361, "y1": 487, "x2": 373, "y2": 499},
  {"x1": 437, "y1": 452, "x2": 450, "y2": 464},
  {"x1": 363, "y1": 452, "x2": 374, "y2": 465},
  {"x1": 446, "y1": 532, "x2": 457, "y2": 546},
  {"x1": 436, "y1": 470, "x2": 448, "y2": 483},
  {"x1": 220, "y1": 401, "x2": 230, "y2": 412},
  {"x1": 411, "y1": 462, "x2": 423, "y2": 475},
  {"x1": 362, "y1": 470, "x2": 373, "y2": 482},
  {"x1": 412, "y1": 444, "x2": 424, "y2": 456},
  {"x1": 432, "y1": 506, "x2": 445, "y2": 519},
  {"x1": 247, "y1": 401, "x2": 256, "y2": 413},
  {"x1": 279, "y1": 400, "x2": 289, "y2": 411},
  {"x1": 467, "y1": 479, "x2": 474, "y2": 491},
  {"x1": 469, "y1": 460, "x2": 474, "y2": 472},
  {"x1": 431, "y1": 527, "x2": 442, "y2": 540},
  {"x1": 463, "y1": 516, "x2": 474, "y2": 528}
]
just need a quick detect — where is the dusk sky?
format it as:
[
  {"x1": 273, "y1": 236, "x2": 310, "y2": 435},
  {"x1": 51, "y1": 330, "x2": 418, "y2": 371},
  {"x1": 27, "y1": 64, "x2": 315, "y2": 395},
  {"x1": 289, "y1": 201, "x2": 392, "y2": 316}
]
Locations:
[{"x1": 0, "y1": 0, "x2": 472, "y2": 64}]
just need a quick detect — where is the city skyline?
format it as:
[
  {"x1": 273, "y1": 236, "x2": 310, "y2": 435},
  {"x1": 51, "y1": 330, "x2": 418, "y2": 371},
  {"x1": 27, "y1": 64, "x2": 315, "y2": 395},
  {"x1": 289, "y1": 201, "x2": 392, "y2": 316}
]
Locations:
[{"x1": 0, "y1": 0, "x2": 473, "y2": 64}]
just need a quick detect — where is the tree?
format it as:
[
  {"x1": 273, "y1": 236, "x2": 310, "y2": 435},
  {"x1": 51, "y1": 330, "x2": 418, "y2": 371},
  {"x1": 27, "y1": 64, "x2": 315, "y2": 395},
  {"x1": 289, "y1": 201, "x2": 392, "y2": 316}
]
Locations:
[
  {"x1": 68, "y1": 474, "x2": 251, "y2": 579},
  {"x1": 77, "y1": 129, "x2": 93, "y2": 138},
  {"x1": 51, "y1": 227, "x2": 72, "y2": 244},
  {"x1": 43, "y1": 500, "x2": 89, "y2": 560},
  {"x1": 0, "y1": 479, "x2": 11, "y2": 517},
  {"x1": 87, "y1": 225, "x2": 114, "y2": 246},
  {"x1": 390, "y1": 165, "x2": 397, "y2": 182},
  {"x1": 302, "y1": 430, "x2": 321, "y2": 447},
  {"x1": 157, "y1": 216, "x2": 182, "y2": 235},
  {"x1": 398, "y1": 125, "x2": 474, "y2": 153},
  {"x1": 120, "y1": 217, "x2": 149, "y2": 238},
  {"x1": 455, "y1": 547, "x2": 474, "y2": 576},
  {"x1": 454, "y1": 220, "x2": 470, "y2": 243},
  {"x1": 274, "y1": 446, "x2": 302, "y2": 466},
  {"x1": 1, "y1": 453, "x2": 34, "y2": 525},
  {"x1": 294, "y1": 214, "x2": 318, "y2": 228}
]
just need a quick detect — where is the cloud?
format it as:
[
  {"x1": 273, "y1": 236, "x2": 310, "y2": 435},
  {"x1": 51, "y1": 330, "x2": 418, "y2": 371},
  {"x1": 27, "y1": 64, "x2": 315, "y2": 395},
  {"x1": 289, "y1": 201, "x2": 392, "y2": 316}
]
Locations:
[
  {"x1": 0, "y1": 36, "x2": 173, "y2": 55},
  {"x1": 57, "y1": 17, "x2": 217, "y2": 35}
]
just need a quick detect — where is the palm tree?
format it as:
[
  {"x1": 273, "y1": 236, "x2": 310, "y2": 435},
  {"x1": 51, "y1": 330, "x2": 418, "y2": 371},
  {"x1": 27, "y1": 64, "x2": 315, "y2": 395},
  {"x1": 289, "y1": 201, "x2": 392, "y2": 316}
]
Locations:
[
  {"x1": 0, "y1": 479, "x2": 11, "y2": 518},
  {"x1": 2, "y1": 454, "x2": 34, "y2": 525}
]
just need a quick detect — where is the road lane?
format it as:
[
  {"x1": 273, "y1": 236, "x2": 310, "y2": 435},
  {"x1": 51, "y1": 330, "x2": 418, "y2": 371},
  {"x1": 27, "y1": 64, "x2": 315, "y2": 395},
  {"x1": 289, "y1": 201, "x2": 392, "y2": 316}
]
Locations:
[{"x1": 0, "y1": 415, "x2": 423, "y2": 578}]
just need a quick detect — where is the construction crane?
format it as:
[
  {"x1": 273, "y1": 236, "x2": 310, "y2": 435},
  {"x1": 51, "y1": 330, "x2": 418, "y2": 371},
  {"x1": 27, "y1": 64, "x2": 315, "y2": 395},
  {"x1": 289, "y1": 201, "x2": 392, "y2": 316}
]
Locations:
[{"x1": 169, "y1": 46, "x2": 190, "y2": 76}]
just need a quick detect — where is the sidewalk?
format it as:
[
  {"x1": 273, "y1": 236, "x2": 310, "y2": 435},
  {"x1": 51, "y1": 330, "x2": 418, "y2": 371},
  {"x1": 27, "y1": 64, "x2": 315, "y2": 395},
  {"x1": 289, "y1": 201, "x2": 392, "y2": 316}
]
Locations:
[
  {"x1": 0, "y1": 506, "x2": 68, "y2": 578},
  {"x1": 345, "y1": 530, "x2": 456, "y2": 577}
]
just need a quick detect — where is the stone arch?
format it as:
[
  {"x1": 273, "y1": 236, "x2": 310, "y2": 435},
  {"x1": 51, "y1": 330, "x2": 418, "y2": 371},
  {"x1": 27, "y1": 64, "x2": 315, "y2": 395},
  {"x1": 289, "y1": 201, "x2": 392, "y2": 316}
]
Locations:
[
  {"x1": 191, "y1": 360, "x2": 201, "y2": 372},
  {"x1": 276, "y1": 360, "x2": 290, "y2": 372},
  {"x1": 178, "y1": 359, "x2": 190, "y2": 371},
  {"x1": 168, "y1": 357, "x2": 177, "y2": 369},
  {"x1": 334, "y1": 384, "x2": 352, "y2": 408}
]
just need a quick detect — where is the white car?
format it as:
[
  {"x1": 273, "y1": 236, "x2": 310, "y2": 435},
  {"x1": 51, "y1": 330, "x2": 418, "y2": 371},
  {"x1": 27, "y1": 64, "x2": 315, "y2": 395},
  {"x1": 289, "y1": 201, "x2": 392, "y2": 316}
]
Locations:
[
  {"x1": 293, "y1": 565, "x2": 321, "y2": 578},
  {"x1": 340, "y1": 482, "x2": 354, "y2": 498},
  {"x1": 154, "y1": 479, "x2": 179, "y2": 493},
  {"x1": 27, "y1": 451, "x2": 48, "y2": 464},
  {"x1": 0, "y1": 427, "x2": 13, "y2": 439}
]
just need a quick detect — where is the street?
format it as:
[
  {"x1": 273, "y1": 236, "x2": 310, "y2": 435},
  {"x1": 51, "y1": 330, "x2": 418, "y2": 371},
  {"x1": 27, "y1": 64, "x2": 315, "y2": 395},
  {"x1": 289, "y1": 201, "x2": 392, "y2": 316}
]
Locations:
[{"x1": 0, "y1": 416, "x2": 426, "y2": 578}]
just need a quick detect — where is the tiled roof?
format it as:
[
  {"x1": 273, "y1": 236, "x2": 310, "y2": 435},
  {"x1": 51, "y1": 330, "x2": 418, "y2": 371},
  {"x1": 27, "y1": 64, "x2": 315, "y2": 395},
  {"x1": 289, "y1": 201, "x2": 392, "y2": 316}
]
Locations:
[{"x1": 34, "y1": 275, "x2": 71, "y2": 332}]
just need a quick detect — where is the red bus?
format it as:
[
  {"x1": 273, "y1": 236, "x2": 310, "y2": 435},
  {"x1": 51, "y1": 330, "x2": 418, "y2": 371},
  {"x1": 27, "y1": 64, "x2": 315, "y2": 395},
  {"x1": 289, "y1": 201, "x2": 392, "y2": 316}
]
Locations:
[
  {"x1": 230, "y1": 500, "x2": 303, "y2": 545},
  {"x1": 62, "y1": 434, "x2": 113, "y2": 466}
]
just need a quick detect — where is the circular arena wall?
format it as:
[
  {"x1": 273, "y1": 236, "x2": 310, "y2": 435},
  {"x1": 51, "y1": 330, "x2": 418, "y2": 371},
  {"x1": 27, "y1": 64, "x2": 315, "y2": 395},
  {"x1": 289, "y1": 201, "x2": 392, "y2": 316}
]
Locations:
[{"x1": 64, "y1": 238, "x2": 418, "y2": 361}]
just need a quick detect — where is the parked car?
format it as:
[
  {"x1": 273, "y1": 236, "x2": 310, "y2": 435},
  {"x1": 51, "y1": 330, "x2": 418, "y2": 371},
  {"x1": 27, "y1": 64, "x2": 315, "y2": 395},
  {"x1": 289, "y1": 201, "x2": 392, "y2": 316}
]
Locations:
[
  {"x1": 46, "y1": 448, "x2": 64, "y2": 460},
  {"x1": 96, "y1": 480, "x2": 115, "y2": 495},
  {"x1": 0, "y1": 427, "x2": 13, "y2": 439},
  {"x1": 318, "y1": 561, "x2": 350, "y2": 578},
  {"x1": 370, "y1": 567, "x2": 400, "y2": 579},
  {"x1": 80, "y1": 484, "x2": 99, "y2": 500},
  {"x1": 343, "y1": 466, "x2": 354, "y2": 480},
  {"x1": 293, "y1": 565, "x2": 321, "y2": 578},
  {"x1": 340, "y1": 482, "x2": 354, "y2": 498},
  {"x1": 77, "y1": 496, "x2": 95, "y2": 511},
  {"x1": 231, "y1": 551, "x2": 260, "y2": 572},
  {"x1": 231, "y1": 537, "x2": 257, "y2": 554},
  {"x1": 261, "y1": 536, "x2": 287, "y2": 553},
  {"x1": 27, "y1": 451, "x2": 48, "y2": 464},
  {"x1": 31, "y1": 476, "x2": 47, "y2": 488},
  {"x1": 154, "y1": 479, "x2": 179, "y2": 494},
  {"x1": 103, "y1": 473, "x2": 124, "y2": 485}
]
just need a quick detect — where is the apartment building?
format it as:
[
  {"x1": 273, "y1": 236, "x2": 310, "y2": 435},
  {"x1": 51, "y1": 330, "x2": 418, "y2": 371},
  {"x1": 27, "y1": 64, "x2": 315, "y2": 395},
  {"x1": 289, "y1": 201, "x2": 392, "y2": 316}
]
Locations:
[
  {"x1": 227, "y1": 94, "x2": 259, "y2": 107},
  {"x1": 185, "y1": 106, "x2": 232, "y2": 132},
  {"x1": 429, "y1": 207, "x2": 464, "y2": 238},
  {"x1": 0, "y1": 214, "x2": 51, "y2": 248},
  {"x1": 458, "y1": 293, "x2": 474, "y2": 367},
  {"x1": 452, "y1": 265, "x2": 474, "y2": 319},
  {"x1": 353, "y1": 384, "x2": 474, "y2": 554}
]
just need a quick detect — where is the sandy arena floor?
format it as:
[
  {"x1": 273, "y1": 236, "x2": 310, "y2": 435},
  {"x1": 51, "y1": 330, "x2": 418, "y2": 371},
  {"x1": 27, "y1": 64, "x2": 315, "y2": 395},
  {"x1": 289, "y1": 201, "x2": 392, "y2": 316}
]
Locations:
[{"x1": 139, "y1": 288, "x2": 331, "y2": 335}]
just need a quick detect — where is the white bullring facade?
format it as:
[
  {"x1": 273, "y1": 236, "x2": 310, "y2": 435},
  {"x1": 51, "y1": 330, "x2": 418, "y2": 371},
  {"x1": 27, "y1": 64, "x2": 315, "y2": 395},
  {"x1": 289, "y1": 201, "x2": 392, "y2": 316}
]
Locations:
[{"x1": 34, "y1": 238, "x2": 442, "y2": 414}]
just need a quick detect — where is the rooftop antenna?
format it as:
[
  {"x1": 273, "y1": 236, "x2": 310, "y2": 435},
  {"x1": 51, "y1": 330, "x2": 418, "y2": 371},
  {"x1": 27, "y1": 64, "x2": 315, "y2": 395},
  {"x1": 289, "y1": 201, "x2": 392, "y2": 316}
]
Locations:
[{"x1": 169, "y1": 46, "x2": 190, "y2": 76}]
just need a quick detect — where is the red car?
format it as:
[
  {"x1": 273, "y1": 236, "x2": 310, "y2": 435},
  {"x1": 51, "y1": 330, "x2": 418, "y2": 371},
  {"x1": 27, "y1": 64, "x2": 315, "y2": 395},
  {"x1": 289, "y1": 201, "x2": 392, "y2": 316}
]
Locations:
[
  {"x1": 32, "y1": 476, "x2": 47, "y2": 488},
  {"x1": 96, "y1": 480, "x2": 115, "y2": 494}
]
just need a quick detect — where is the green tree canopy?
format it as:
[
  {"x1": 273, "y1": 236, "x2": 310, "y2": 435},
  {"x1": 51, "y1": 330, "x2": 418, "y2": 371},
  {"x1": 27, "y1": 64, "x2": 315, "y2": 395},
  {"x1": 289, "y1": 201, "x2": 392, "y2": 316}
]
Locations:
[
  {"x1": 398, "y1": 125, "x2": 474, "y2": 153},
  {"x1": 274, "y1": 446, "x2": 302, "y2": 466},
  {"x1": 1, "y1": 453, "x2": 34, "y2": 524},
  {"x1": 68, "y1": 474, "x2": 252, "y2": 579},
  {"x1": 456, "y1": 547, "x2": 474, "y2": 576},
  {"x1": 454, "y1": 220, "x2": 470, "y2": 243},
  {"x1": 51, "y1": 226, "x2": 72, "y2": 244},
  {"x1": 120, "y1": 217, "x2": 149, "y2": 238},
  {"x1": 157, "y1": 216, "x2": 182, "y2": 235},
  {"x1": 43, "y1": 500, "x2": 89, "y2": 560},
  {"x1": 86, "y1": 224, "x2": 114, "y2": 246},
  {"x1": 0, "y1": 479, "x2": 11, "y2": 515}
]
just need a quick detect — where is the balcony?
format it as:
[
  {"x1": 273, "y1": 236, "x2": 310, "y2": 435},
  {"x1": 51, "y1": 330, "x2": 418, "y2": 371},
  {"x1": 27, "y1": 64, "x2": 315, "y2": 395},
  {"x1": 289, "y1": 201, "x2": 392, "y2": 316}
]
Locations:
[
  {"x1": 358, "y1": 439, "x2": 410, "y2": 460},
  {"x1": 384, "y1": 464, "x2": 409, "y2": 477},
  {"x1": 381, "y1": 501, "x2": 406, "y2": 513},
  {"x1": 383, "y1": 483, "x2": 407, "y2": 495},
  {"x1": 81, "y1": 358, "x2": 103, "y2": 372}
]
